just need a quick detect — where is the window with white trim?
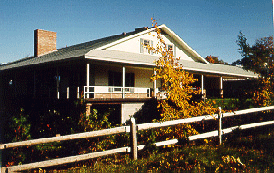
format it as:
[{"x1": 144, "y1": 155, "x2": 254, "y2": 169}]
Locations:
[
  {"x1": 140, "y1": 38, "x2": 153, "y2": 55},
  {"x1": 167, "y1": 44, "x2": 176, "y2": 57}
]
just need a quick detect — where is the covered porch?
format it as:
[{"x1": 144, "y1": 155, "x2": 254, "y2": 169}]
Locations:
[
  {"x1": 84, "y1": 86, "x2": 152, "y2": 99},
  {"x1": 83, "y1": 61, "x2": 160, "y2": 100}
]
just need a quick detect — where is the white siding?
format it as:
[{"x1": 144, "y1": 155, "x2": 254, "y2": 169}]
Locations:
[
  {"x1": 93, "y1": 64, "x2": 160, "y2": 88},
  {"x1": 94, "y1": 65, "x2": 111, "y2": 86},
  {"x1": 106, "y1": 31, "x2": 195, "y2": 61},
  {"x1": 133, "y1": 68, "x2": 161, "y2": 88},
  {"x1": 121, "y1": 103, "x2": 144, "y2": 123}
]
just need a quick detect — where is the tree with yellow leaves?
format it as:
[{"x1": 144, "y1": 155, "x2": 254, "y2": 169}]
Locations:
[{"x1": 146, "y1": 19, "x2": 216, "y2": 139}]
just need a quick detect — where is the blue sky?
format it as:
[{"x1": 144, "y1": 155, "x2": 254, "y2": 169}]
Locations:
[{"x1": 0, "y1": 0, "x2": 273, "y2": 64}]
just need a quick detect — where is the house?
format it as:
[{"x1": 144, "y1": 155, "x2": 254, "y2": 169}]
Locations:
[{"x1": 0, "y1": 25, "x2": 257, "y2": 124}]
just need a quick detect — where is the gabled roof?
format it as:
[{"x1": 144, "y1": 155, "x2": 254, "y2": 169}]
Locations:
[
  {"x1": 0, "y1": 28, "x2": 146, "y2": 71},
  {"x1": 0, "y1": 25, "x2": 258, "y2": 79},
  {"x1": 95, "y1": 24, "x2": 209, "y2": 64},
  {"x1": 0, "y1": 24, "x2": 210, "y2": 71},
  {"x1": 159, "y1": 25, "x2": 209, "y2": 64}
]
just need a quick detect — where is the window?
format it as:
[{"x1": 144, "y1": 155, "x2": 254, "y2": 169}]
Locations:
[
  {"x1": 167, "y1": 44, "x2": 175, "y2": 57},
  {"x1": 125, "y1": 73, "x2": 134, "y2": 87},
  {"x1": 140, "y1": 39, "x2": 153, "y2": 55},
  {"x1": 108, "y1": 71, "x2": 122, "y2": 86},
  {"x1": 108, "y1": 71, "x2": 135, "y2": 87}
]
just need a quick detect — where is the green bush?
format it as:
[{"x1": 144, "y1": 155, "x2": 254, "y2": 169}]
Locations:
[
  {"x1": 4, "y1": 108, "x2": 31, "y2": 166},
  {"x1": 3, "y1": 98, "x2": 123, "y2": 166}
]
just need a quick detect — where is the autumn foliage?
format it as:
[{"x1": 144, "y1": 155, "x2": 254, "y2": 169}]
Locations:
[
  {"x1": 236, "y1": 33, "x2": 274, "y2": 79},
  {"x1": 146, "y1": 19, "x2": 217, "y2": 138},
  {"x1": 205, "y1": 55, "x2": 226, "y2": 64},
  {"x1": 234, "y1": 32, "x2": 274, "y2": 106}
]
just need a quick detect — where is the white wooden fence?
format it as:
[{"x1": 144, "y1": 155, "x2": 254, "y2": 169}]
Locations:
[{"x1": 1, "y1": 106, "x2": 274, "y2": 173}]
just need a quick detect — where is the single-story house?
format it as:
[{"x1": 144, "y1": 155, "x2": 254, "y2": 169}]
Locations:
[{"x1": 0, "y1": 24, "x2": 257, "y2": 124}]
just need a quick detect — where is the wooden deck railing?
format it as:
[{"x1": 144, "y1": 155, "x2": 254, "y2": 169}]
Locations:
[
  {"x1": 84, "y1": 86, "x2": 151, "y2": 99},
  {"x1": 1, "y1": 106, "x2": 274, "y2": 173}
]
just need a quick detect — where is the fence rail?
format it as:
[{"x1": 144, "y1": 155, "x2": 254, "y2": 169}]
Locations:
[
  {"x1": 189, "y1": 120, "x2": 274, "y2": 141},
  {"x1": 1, "y1": 106, "x2": 274, "y2": 173},
  {"x1": 0, "y1": 126, "x2": 129, "y2": 150},
  {"x1": 6, "y1": 147, "x2": 129, "y2": 173}
]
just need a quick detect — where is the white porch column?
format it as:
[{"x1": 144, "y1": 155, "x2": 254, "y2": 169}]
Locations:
[
  {"x1": 67, "y1": 87, "x2": 69, "y2": 99},
  {"x1": 201, "y1": 75, "x2": 204, "y2": 99},
  {"x1": 154, "y1": 70, "x2": 157, "y2": 97},
  {"x1": 77, "y1": 87, "x2": 80, "y2": 99},
  {"x1": 122, "y1": 66, "x2": 126, "y2": 98},
  {"x1": 220, "y1": 76, "x2": 223, "y2": 98},
  {"x1": 86, "y1": 63, "x2": 90, "y2": 98},
  {"x1": 56, "y1": 68, "x2": 59, "y2": 99}
]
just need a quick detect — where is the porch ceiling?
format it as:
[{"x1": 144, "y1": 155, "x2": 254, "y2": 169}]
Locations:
[{"x1": 85, "y1": 50, "x2": 258, "y2": 79}]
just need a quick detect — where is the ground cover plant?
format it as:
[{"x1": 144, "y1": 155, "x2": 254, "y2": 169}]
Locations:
[
  {"x1": 31, "y1": 124, "x2": 274, "y2": 172},
  {"x1": 207, "y1": 98, "x2": 251, "y2": 111},
  {"x1": 2, "y1": 98, "x2": 130, "y2": 167}
]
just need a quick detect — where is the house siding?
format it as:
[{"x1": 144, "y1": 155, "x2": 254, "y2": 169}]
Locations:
[
  {"x1": 93, "y1": 64, "x2": 160, "y2": 89},
  {"x1": 106, "y1": 31, "x2": 195, "y2": 62},
  {"x1": 121, "y1": 103, "x2": 144, "y2": 123}
]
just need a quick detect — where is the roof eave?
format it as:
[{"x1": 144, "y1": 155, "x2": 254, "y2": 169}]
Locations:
[
  {"x1": 181, "y1": 66, "x2": 258, "y2": 79},
  {"x1": 158, "y1": 25, "x2": 209, "y2": 64},
  {"x1": 93, "y1": 24, "x2": 209, "y2": 64},
  {"x1": 84, "y1": 51, "x2": 257, "y2": 79},
  {"x1": 85, "y1": 55, "x2": 155, "y2": 67},
  {"x1": 93, "y1": 27, "x2": 157, "y2": 51}
]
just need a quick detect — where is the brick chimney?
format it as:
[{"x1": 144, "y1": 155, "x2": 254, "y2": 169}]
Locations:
[{"x1": 34, "y1": 29, "x2": 56, "y2": 57}]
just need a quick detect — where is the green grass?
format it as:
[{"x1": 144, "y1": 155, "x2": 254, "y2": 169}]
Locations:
[
  {"x1": 208, "y1": 98, "x2": 253, "y2": 110},
  {"x1": 39, "y1": 126, "x2": 274, "y2": 173}
]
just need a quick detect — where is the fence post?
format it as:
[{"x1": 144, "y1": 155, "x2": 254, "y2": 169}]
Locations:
[
  {"x1": 130, "y1": 117, "x2": 137, "y2": 160},
  {"x1": 0, "y1": 150, "x2": 1, "y2": 173},
  {"x1": 0, "y1": 110, "x2": 3, "y2": 173},
  {"x1": 218, "y1": 107, "x2": 222, "y2": 145}
]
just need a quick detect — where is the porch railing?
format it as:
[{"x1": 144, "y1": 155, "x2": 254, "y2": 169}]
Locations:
[{"x1": 84, "y1": 86, "x2": 151, "y2": 99}]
